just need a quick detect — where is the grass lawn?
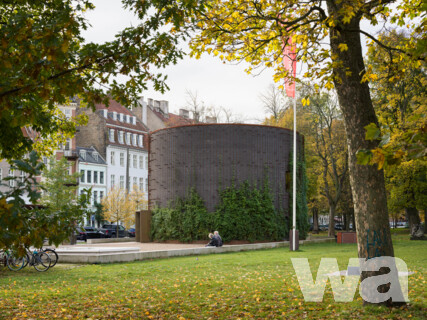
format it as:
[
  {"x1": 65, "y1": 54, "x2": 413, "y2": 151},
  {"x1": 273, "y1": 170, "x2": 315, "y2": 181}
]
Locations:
[{"x1": 0, "y1": 231, "x2": 425, "y2": 319}]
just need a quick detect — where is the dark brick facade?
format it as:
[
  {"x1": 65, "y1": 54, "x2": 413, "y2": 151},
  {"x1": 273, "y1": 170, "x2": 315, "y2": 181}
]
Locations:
[
  {"x1": 76, "y1": 108, "x2": 108, "y2": 159},
  {"x1": 149, "y1": 124, "x2": 303, "y2": 213}
]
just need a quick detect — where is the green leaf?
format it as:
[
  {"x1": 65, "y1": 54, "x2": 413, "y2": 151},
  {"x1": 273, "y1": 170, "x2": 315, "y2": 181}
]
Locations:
[
  {"x1": 356, "y1": 149, "x2": 373, "y2": 165},
  {"x1": 364, "y1": 123, "x2": 381, "y2": 140}
]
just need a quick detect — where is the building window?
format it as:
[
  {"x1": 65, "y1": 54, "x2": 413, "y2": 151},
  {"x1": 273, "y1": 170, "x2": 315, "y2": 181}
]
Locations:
[
  {"x1": 133, "y1": 155, "x2": 137, "y2": 168},
  {"x1": 100, "y1": 191, "x2": 104, "y2": 201},
  {"x1": 139, "y1": 155, "x2": 143, "y2": 169},
  {"x1": 100, "y1": 172, "x2": 104, "y2": 184},
  {"x1": 93, "y1": 152, "x2": 98, "y2": 161},
  {"x1": 87, "y1": 170, "x2": 92, "y2": 183},
  {"x1": 133, "y1": 177, "x2": 137, "y2": 187},
  {"x1": 20, "y1": 171, "x2": 25, "y2": 183},
  {"x1": 126, "y1": 132, "x2": 131, "y2": 145},
  {"x1": 138, "y1": 135, "x2": 143, "y2": 147},
  {"x1": 94, "y1": 171, "x2": 98, "y2": 184},
  {"x1": 132, "y1": 134, "x2": 137, "y2": 146},
  {"x1": 139, "y1": 178, "x2": 143, "y2": 191},
  {"x1": 80, "y1": 170, "x2": 85, "y2": 183},
  {"x1": 65, "y1": 138, "x2": 71, "y2": 151},
  {"x1": 119, "y1": 131, "x2": 124, "y2": 144},
  {"x1": 64, "y1": 109, "x2": 71, "y2": 119},
  {"x1": 111, "y1": 175, "x2": 115, "y2": 187},
  {"x1": 80, "y1": 150, "x2": 86, "y2": 160},
  {"x1": 145, "y1": 178, "x2": 148, "y2": 193},
  {"x1": 109, "y1": 129, "x2": 115, "y2": 142},
  {"x1": 120, "y1": 152, "x2": 125, "y2": 167},
  {"x1": 8, "y1": 169, "x2": 14, "y2": 187},
  {"x1": 145, "y1": 156, "x2": 148, "y2": 169},
  {"x1": 120, "y1": 176, "x2": 125, "y2": 189},
  {"x1": 93, "y1": 191, "x2": 98, "y2": 204},
  {"x1": 110, "y1": 151, "x2": 115, "y2": 165}
]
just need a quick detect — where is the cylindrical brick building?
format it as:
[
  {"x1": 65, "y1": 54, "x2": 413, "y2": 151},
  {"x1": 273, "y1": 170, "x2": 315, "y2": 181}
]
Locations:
[{"x1": 148, "y1": 124, "x2": 303, "y2": 214}]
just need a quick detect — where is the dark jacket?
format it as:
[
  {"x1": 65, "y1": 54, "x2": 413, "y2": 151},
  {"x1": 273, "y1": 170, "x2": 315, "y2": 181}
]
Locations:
[
  {"x1": 206, "y1": 237, "x2": 219, "y2": 247},
  {"x1": 213, "y1": 235, "x2": 223, "y2": 247}
]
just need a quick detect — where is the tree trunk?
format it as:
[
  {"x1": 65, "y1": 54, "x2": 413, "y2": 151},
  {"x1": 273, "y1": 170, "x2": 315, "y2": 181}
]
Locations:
[
  {"x1": 327, "y1": 11, "x2": 394, "y2": 258},
  {"x1": 326, "y1": 4, "x2": 399, "y2": 306},
  {"x1": 312, "y1": 207, "x2": 319, "y2": 234},
  {"x1": 328, "y1": 204, "x2": 336, "y2": 238},
  {"x1": 405, "y1": 207, "x2": 425, "y2": 240},
  {"x1": 344, "y1": 212, "x2": 348, "y2": 231}
]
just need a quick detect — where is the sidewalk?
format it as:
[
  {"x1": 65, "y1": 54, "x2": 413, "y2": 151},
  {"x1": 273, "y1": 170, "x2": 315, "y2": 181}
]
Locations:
[
  {"x1": 59, "y1": 241, "x2": 205, "y2": 251},
  {"x1": 56, "y1": 238, "x2": 335, "y2": 264}
]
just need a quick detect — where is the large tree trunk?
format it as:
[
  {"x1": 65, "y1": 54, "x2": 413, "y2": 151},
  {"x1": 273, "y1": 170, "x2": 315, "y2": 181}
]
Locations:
[
  {"x1": 312, "y1": 207, "x2": 319, "y2": 234},
  {"x1": 406, "y1": 207, "x2": 425, "y2": 240},
  {"x1": 326, "y1": 4, "x2": 399, "y2": 306},
  {"x1": 327, "y1": 11, "x2": 393, "y2": 259}
]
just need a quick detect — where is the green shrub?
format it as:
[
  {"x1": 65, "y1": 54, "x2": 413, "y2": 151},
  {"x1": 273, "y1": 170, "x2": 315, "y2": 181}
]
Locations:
[
  {"x1": 150, "y1": 160, "x2": 309, "y2": 242},
  {"x1": 288, "y1": 153, "x2": 310, "y2": 240},
  {"x1": 151, "y1": 189, "x2": 210, "y2": 242}
]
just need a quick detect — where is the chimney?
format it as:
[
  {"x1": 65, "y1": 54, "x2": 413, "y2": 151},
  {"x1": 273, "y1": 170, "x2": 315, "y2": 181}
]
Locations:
[
  {"x1": 179, "y1": 109, "x2": 189, "y2": 119},
  {"x1": 159, "y1": 100, "x2": 169, "y2": 114},
  {"x1": 148, "y1": 98, "x2": 153, "y2": 108},
  {"x1": 154, "y1": 100, "x2": 160, "y2": 112},
  {"x1": 137, "y1": 97, "x2": 148, "y2": 126}
]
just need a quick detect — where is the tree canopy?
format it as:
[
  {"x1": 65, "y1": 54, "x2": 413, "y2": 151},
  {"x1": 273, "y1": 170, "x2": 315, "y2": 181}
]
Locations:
[
  {"x1": 0, "y1": 0, "x2": 188, "y2": 159},
  {"x1": 359, "y1": 30, "x2": 427, "y2": 168},
  {"x1": 0, "y1": 152, "x2": 89, "y2": 254}
]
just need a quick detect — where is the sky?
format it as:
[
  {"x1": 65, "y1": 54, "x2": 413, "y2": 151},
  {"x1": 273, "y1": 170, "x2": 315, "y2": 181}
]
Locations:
[
  {"x1": 82, "y1": 1, "x2": 380, "y2": 123},
  {"x1": 82, "y1": 0, "x2": 277, "y2": 123}
]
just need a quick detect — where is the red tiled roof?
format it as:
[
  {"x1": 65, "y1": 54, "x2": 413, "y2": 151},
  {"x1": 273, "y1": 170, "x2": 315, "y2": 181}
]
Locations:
[
  {"x1": 165, "y1": 113, "x2": 194, "y2": 127},
  {"x1": 150, "y1": 107, "x2": 193, "y2": 127},
  {"x1": 95, "y1": 99, "x2": 133, "y2": 115}
]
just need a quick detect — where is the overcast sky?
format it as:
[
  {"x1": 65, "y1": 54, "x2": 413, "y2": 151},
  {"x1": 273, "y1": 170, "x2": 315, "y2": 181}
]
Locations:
[
  {"x1": 82, "y1": 0, "x2": 281, "y2": 123},
  {"x1": 82, "y1": 1, "x2": 380, "y2": 123}
]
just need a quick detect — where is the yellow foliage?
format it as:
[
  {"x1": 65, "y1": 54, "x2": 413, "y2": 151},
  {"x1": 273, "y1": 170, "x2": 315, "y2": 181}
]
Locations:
[
  {"x1": 101, "y1": 186, "x2": 147, "y2": 229},
  {"x1": 338, "y1": 43, "x2": 348, "y2": 51}
]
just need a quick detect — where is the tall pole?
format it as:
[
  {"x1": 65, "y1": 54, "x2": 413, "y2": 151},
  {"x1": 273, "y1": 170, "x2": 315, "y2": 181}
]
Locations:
[{"x1": 292, "y1": 95, "x2": 297, "y2": 251}]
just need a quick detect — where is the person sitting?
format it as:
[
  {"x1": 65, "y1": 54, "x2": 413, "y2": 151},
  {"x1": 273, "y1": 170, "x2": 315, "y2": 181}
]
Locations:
[
  {"x1": 205, "y1": 233, "x2": 218, "y2": 247},
  {"x1": 213, "y1": 231, "x2": 223, "y2": 247}
]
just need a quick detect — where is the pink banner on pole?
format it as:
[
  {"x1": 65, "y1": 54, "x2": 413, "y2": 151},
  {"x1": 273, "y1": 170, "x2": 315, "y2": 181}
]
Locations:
[{"x1": 282, "y1": 37, "x2": 297, "y2": 98}]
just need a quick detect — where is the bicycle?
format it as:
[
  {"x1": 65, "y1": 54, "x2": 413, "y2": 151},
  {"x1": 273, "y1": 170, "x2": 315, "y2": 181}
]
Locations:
[
  {"x1": 23, "y1": 248, "x2": 51, "y2": 272},
  {"x1": 40, "y1": 248, "x2": 58, "y2": 268},
  {"x1": 0, "y1": 249, "x2": 26, "y2": 271}
]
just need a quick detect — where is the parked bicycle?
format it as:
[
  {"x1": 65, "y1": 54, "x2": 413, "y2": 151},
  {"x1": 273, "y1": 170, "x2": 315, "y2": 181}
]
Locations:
[
  {"x1": 23, "y1": 248, "x2": 51, "y2": 272},
  {"x1": 40, "y1": 248, "x2": 58, "y2": 268},
  {"x1": 0, "y1": 249, "x2": 26, "y2": 271}
]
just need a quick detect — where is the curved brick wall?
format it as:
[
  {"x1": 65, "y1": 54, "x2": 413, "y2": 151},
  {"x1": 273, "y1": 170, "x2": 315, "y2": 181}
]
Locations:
[{"x1": 148, "y1": 124, "x2": 303, "y2": 213}]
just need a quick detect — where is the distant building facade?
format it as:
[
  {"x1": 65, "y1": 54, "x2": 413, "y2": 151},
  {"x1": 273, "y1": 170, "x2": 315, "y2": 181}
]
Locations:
[
  {"x1": 76, "y1": 99, "x2": 149, "y2": 203},
  {"x1": 0, "y1": 103, "x2": 79, "y2": 202},
  {"x1": 77, "y1": 146, "x2": 107, "y2": 226},
  {"x1": 135, "y1": 98, "x2": 194, "y2": 131}
]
